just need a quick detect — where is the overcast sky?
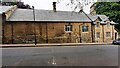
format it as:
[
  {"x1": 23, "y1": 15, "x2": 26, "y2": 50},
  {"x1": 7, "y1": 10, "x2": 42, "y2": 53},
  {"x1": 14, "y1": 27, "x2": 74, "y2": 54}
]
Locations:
[{"x1": 21, "y1": 0, "x2": 94, "y2": 14}]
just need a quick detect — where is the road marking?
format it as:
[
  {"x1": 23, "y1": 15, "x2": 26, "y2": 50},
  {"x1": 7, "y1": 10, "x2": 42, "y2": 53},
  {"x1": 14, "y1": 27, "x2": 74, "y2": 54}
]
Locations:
[{"x1": 52, "y1": 57, "x2": 56, "y2": 65}]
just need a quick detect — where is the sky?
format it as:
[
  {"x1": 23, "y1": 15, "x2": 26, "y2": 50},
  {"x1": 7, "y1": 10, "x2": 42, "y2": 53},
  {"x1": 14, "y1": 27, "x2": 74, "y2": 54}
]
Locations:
[{"x1": 21, "y1": 0, "x2": 95, "y2": 14}]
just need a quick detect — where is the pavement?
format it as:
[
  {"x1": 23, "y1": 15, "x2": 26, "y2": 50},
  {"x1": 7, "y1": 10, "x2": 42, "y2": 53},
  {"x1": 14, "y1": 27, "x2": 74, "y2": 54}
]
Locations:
[{"x1": 0, "y1": 42, "x2": 113, "y2": 48}]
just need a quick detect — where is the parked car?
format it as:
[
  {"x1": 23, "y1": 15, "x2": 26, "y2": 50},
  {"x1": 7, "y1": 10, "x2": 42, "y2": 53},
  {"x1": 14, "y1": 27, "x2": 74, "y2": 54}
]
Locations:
[{"x1": 112, "y1": 38, "x2": 120, "y2": 45}]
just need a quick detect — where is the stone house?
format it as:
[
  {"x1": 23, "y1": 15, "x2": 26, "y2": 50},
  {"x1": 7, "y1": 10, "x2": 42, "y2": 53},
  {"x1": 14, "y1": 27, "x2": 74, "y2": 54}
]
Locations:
[
  {"x1": 0, "y1": 6, "x2": 17, "y2": 44},
  {"x1": 90, "y1": 3, "x2": 118, "y2": 43},
  {"x1": 90, "y1": 15, "x2": 118, "y2": 43},
  {"x1": 2, "y1": 5, "x2": 93, "y2": 44},
  {"x1": 1, "y1": 4, "x2": 118, "y2": 44}
]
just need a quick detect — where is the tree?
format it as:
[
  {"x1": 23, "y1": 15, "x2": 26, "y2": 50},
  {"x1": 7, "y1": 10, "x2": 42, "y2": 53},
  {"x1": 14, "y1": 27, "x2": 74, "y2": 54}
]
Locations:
[
  {"x1": 17, "y1": 2, "x2": 31, "y2": 9},
  {"x1": 57, "y1": 0, "x2": 94, "y2": 12},
  {"x1": 2, "y1": 0, "x2": 31, "y2": 9},
  {"x1": 95, "y1": 2, "x2": 120, "y2": 32}
]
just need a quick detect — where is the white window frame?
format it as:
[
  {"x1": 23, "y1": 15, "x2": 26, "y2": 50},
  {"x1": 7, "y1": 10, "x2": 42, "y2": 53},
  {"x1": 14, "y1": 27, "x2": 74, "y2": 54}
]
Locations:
[
  {"x1": 65, "y1": 25, "x2": 72, "y2": 32},
  {"x1": 82, "y1": 26, "x2": 89, "y2": 32}
]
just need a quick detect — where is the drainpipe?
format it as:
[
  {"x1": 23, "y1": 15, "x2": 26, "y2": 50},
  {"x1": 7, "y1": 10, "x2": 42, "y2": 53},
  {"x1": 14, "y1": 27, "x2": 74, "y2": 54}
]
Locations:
[
  {"x1": 94, "y1": 25, "x2": 95, "y2": 42},
  {"x1": 112, "y1": 25, "x2": 114, "y2": 40},
  {"x1": 2, "y1": 13, "x2": 6, "y2": 44},
  {"x1": 68, "y1": 23, "x2": 71, "y2": 43},
  {"x1": 32, "y1": 6, "x2": 37, "y2": 45},
  {"x1": 102, "y1": 25, "x2": 104, "y2": 42},
  {"x1": 79, "y1": 25, "x2": 82, "y2": 43},
  {"x1": 46, "y1": 23, "x2": 48, "y2": 43},
  {"x1": 11, "y1": 21, "x2": 14, "y2": 44}
]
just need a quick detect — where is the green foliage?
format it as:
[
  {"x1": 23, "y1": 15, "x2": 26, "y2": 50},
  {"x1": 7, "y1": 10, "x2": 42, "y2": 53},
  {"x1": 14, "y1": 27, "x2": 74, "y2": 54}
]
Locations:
[{"x1": 95, "y1": 2, "x2": 120, "y2": 31}]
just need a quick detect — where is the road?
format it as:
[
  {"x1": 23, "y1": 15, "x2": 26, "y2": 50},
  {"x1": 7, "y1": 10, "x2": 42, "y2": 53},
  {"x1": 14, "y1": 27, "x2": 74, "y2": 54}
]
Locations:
[{"x1": 2, "y1": 45, "x2": 119, "y2": 66}]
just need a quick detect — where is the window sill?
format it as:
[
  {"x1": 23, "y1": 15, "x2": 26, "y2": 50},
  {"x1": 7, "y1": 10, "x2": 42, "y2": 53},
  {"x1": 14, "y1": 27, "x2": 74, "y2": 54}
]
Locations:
[
  {"x1": 82, "y1": 32, "x2": 89, "y2": 33},
  {"x1": 65, "y1": 31, "x2": 72, "y2": 33}
]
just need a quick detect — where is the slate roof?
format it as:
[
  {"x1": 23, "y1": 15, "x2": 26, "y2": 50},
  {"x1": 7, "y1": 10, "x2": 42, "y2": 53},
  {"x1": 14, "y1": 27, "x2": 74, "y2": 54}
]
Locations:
[
  {"x1": 8, "y1": 9, "x2": 34, "y2": 21},
  {"x1": 88, "y1": 14, "x2": 98, "y2": 21},
  {"x1": 0, "y1": 6, "x2": 13, "y2": 14},
  {"x1": 88, "y1": 14, "x2": 113, "y2": 25},
  {"x1": 88, "y1": 14, "x2": 108, "y2": 22},
  {"x1": 7, "y1": 9, "x2": 92, "y2": 22},
  {"x1": 6, "y1": 7, "x2": 117, "y2": 25},
  {"x1": 97, "y1": 15, "x2": 108, "y2": 21}
]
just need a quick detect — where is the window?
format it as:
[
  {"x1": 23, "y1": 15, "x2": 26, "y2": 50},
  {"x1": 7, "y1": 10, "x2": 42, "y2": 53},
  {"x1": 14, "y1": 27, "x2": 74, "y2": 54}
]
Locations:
[
  {"x1": 96, "y1": 22, "x2": 100, "y2": 27},
  {"x1": 82, "y1": 26, "x2": 89, "y2": 32},
  {"x1": 96, "y1": 32, "x2": 100, "y2": 38},
  {"x1": 106, "y1": 32, "x2": 111, "y2": 37},
  {"x1": 65, "y1": 25, "x2": 72, "y2": 32}
]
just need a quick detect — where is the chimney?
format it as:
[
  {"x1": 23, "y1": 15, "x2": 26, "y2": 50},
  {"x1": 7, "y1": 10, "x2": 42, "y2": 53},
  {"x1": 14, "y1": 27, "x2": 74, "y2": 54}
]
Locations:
[{"x1": 53, "y1": 2, "x2": 56, "y2": 12}]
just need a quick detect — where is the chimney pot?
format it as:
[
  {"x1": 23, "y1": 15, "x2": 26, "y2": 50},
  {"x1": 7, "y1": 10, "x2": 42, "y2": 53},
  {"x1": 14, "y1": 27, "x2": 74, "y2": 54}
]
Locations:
[{"x1": 53, "y1": 2, "x2": 56, "y2": 12}]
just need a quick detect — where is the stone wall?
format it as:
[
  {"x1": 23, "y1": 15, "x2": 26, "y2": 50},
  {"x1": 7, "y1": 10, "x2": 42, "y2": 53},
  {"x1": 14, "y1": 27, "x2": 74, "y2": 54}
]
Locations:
[
  {"x1": 4, "y1": 22, "x2": 92, "y2": 44},
  {"x1": 103, "y1": 24, "x2": 115, "y2": 42},
  {"x1": 93, "y1": 19, "x2": 117, "y2": 43}
]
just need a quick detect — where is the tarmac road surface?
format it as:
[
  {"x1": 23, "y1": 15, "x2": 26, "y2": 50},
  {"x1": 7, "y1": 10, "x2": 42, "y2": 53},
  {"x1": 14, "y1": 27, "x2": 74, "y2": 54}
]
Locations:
[{"x1": 2, "y1": 45, "x2": 119, "y2": 66}]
